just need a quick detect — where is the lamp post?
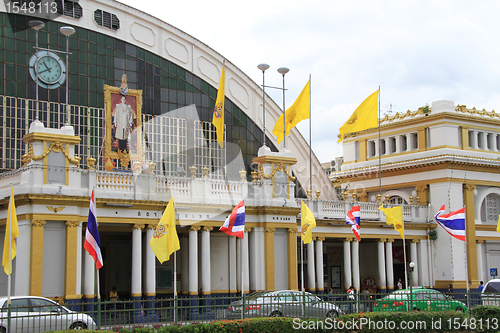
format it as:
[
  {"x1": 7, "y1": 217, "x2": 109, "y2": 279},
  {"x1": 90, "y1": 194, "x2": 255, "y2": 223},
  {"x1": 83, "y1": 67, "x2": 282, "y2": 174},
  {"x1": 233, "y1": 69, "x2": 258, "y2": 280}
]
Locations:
[
  {"x1": 257, "y1": 63, "x2": 270, "y2": 146},
  {"x1": 60, "y1": 26, "x2": 75, "y2": 127},
  {"x1": 277, "y1": 67, "x2": 289, "y2": 149},
  {"x1": 409, "y1": 261, "x2": 415, "y2": 311},
  {"x1": 29, "y1": 20, "x2": 45, "y2": 122}
]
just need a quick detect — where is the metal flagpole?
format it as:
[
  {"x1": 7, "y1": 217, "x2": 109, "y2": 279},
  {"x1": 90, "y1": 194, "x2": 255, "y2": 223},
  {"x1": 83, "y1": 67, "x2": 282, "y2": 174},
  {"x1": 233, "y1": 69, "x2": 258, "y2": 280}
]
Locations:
[
  {"x1": 240, "y1": 237, "x2": 244, "y2": 320},
  {"x1": 174, "y1": 250, "x2": 178, "y2": 324},
  {"x1": 7, "y1": 183, "x2": 13, "y2": 333},
  {"x1": 378, "y1": 86, "x2": 381, "y2": 195},
  {"x1": 464, "y1": 205, "x2": 470, "y2": 311},
  {"x1": 96, "y1": 268, "x2": 101, "y2": 328},
  {"x1": 309, "y1": 75, "x2": 312, "y2": 195}
]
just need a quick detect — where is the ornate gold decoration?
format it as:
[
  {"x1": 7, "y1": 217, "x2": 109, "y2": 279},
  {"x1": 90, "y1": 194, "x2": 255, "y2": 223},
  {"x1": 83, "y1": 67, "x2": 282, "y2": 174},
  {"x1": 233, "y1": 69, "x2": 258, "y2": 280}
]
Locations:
[
  {"x1": 379, "y1": 108, "x2": 428, "y2": 124},
  {"x1": 117, "y1": 149, "x2": 130, "y2": 167},
  {"x1": 147, "y1": 162, "x2": 156, "y2": 174},
  {"x1": 23, "y1": 142, "x2": 81, "y2": 166},
  {"x1": 244, "y1": 226, "x2": 252, "y2": 233},
  {"x1": 104, "y1": 158, "x2": 114, "y2": 171},
  {"x1": 331, "y1": 252, "x2": 342, "y2": 264},
  {"x1": 376, "y1": 194, "x2": 382, "y2": 203},
  {"x1": 316, "y1": 237, "x2": 325, "y2": 242},
  {"x1": 87, "y1": 157, "x2": 96, "y2": 170},
  {"x1": 146, "y1": 224, "x2": 156, "y2": 230},
  {"x1": 287, "y1": 228, "x2": 298, "y2": 234},
  {"x1": 251, "y1": 170, "x2": 260, "y2": 183},
  {"x1": 464, "y1": 184, "x2": 476, "y2": 192},
  {"x1": 202, "y1": 226, "x2": 213, "y2": 232},
  {"x1": 384, "y1": 195, "x2": 389, "y2": 203},
  {"x1": 343, "y1": 192, "x2": 349, "y2": 201},
  {"x1": 343, "y1": 238, "x2": 354, "y2": 242},
  {"x1": 202, "y1": 167, "x2": 210, "y2": 178},
  {"x1": 306, "y1": 190, "x2": 312, "y2": 199},
  {"x1": 411, "y1": 239, "x2": 419, "y2": 243},
  {"x1": 477, "y1": 240, "x2": 484, "y2": 244},
  {"x1": 409, "y1": 196, "x2": 414, "y2": 205},
  {"x1": 258, "y1": 163, "x2": 295, "y2": 181},
  {"x1": 46, "y1": 206, "x2": 65, "y2": 213},
  {"x1": 455, "y1": 104, "x2": 500, "y2": 119},
  {"x1": 358, "y1": 192, "x2": 368, "y2": 202},
  {"x1": 189, "y1": 165, "x2": 197, "y2": 178},
  {"x1": 239, "y1": 169, "x2": 247, "y2": 182},
  {"x1": 315, "y1": 190, "x2": 321, "y2": 200},
  {"x1": 132, "y1": 224, "x2": 145, "y2": 230},
  {"x1": 189, "y1": 226, "x2": 201, "y2": 232},
  {"x1": 31, "y1": 220, "x2": 46, "y2": 227},
  {"x1": 264, "y1": 227, "x2": 276, "y2": 234},
  {"x1": 351, "y1": 192, "x2": 357, "y2": 201},
  {"x1": 132, "y1": 161, "x2": 142, "y2": 172},
  {"x1": 386, "y1": 238, "x2": 395, "y2": 243},
  {"x1": 378, "y1": 238, "x2": 386, "y2": 243},
  {"x1": 65, "y1": 221, "x2": 80, "y2": 228}
]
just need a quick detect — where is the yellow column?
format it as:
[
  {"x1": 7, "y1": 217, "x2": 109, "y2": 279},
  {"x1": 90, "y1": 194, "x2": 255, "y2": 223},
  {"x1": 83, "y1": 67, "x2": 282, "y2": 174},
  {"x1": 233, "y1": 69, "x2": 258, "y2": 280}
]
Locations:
[
  {"x1": 417, "y1": 128, "x2": 426, "y2": 151},
  {"x1": 30, "y1": 220, "x2": 46, "y2": 296},
  {"x1": 464, "y1": 183, "x2": 478, "y2": 287},
  {"x1": 65, "y1": 221, "x2": 80, "y2": 300},
  {"x1": 264, "y1": 227, "x2": 276, "y2": 291},
  {"x1": 359, "y1": 140, "x2": 367, "y2": 162},
  {"x1": 287, "y1": 228, "x2": 298, "y2": 290},
  {"x1": 461, "y1": 127, "x2": 469, "y2": 149}
]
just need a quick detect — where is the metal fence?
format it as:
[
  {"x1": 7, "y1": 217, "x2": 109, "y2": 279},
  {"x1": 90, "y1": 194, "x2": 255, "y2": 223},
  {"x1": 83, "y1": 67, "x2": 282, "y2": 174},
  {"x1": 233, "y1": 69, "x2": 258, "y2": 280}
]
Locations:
[{"x1": 0, "y1": 290, "x2": 488, "y2": 331}]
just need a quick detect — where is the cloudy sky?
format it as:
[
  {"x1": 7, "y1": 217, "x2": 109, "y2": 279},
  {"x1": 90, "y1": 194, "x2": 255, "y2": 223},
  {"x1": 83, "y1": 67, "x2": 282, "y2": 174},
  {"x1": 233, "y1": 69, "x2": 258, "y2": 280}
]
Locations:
[{"x1": 120, "y1": 0, "x2": 500, "y2": 163}]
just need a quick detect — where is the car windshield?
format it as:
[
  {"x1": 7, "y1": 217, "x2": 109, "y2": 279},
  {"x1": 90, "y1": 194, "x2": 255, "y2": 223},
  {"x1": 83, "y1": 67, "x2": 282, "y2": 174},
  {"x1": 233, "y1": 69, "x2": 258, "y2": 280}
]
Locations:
[
  {"x1": 484, "y1": 282, "x2": 500, "y2": 293},
  {"x1": 246, "y1": 291, "x2": 270, "y2": 300}
]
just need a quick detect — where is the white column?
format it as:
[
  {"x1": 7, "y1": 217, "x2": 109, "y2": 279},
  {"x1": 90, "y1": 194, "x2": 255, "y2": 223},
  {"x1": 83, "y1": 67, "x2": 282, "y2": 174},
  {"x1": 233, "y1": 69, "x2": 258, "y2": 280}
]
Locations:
[
  {"x1": 477, "y1": 241, "x2": 485, "y2": 283},
  {"x1": 229, "y1": 236, "x2": 237, "y2": 293},
  {"x1": 131, "y1": 225, "x2": 143, "y2": 297},
  {"x1": 201, "y1": 226, "x2": 212, "y2": 294},
  {"x1": 418, "y1": 239, "x2": 429, "y2": 287},
  {"x1": 307, "y1": 240, "x2": 316, "y2": 291},
  {"x1": 351, "y1": 240, "x2": 360, "y2": 291},
  {"x1": 83, "y1": 247, "x2": 95, "y2": 297},
  {"x1": 377, "y1": 239, "x2": 386, "y2": 292},
  {"x1": 76, "y1": 223, "x2": 82, "y2": 298},
  {"x1": 144, "y1": 226, "x2": 156, "y2": 295},
  {"x1": 242, "y1": 228, "x2": 250, "y2": 292},
  {"x1": 249, "y1": 227, "x2": 265, "y2": 291},
  {"x1": 315, "y1": 238, "x2": 324, "y2": 291},
  {"x1": 188, "y1": 226, "x2": 199, "y2": 294},
  {"x1": 180, "y1": 235, "x2": 189, "y2": 293},
  {"x1": 343, "y1": 238, "x2": 352, "y2": 290},
  {"x1": 385, "y1": 239, "x2": 395, "y2": 291},
  {"x1": 14, "y1": 221, "x2": 31, "y2": 296},
  {"x1": 410, "y1": 240, "x2": 419, "y2": 286},
  {"x1": 374, "y1": 140, "x2": 379, "y2": 157}
]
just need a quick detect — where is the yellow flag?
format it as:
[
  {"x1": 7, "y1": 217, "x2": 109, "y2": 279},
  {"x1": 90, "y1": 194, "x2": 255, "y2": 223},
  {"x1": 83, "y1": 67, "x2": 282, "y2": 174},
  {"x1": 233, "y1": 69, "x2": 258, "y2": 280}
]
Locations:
[
  {"x1": 337, "y1": 90, "x2": 379, "y2": 143},
  {"x1": 3, "y1": 188, "x2": 19, "y2": 275},
  {"x1": 273, "y1": 80, "x2": 310, "y2": 144},
  {"x1": 213, "y1": 64, "x2": 225, "y2": 148},
  {"x1": 150, "y1": 197, "x2": 180, "y2": 263},
  {"x1": 301, "y1": 201, "x2": 316, "y2": 244},
  {"x1": 497, "y1": 215, "x2": 500, "y2": 234},
  {"x1": 378, "y1": 205, "x2": 404, "y2": 239}
]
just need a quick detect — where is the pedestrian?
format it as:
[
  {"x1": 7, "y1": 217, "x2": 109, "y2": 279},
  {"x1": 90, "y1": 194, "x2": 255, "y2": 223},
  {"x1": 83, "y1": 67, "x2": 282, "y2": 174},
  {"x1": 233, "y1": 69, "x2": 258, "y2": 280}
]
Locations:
[
  {"x1": 397, "y1": 278, "x2": 403, "y2": 290},
  {"x1": 478, "y1": 281, "x2": 484, "y2": 293},
  {"x1": 347, "y1": 286, "x2": 355, "y2": 313},
  {"x1": 447, "y1": 284, "x2": 454, "y2": 298}
]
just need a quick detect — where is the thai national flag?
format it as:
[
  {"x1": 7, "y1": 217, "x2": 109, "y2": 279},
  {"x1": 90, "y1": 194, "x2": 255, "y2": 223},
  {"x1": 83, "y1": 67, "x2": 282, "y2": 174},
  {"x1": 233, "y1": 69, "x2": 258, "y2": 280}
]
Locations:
[
  {"x1": 84, "y1": 190, "x2": 103, "y2": 269},
  {"x1": 346, "y1": 206, "x2": 361, "y2": 241},
  {"x1": 220, "y1": 200, "x2": 245, "y2": 238},
  {"x1": 434, "y1": 205, "x2": 465, "y2": 241}
]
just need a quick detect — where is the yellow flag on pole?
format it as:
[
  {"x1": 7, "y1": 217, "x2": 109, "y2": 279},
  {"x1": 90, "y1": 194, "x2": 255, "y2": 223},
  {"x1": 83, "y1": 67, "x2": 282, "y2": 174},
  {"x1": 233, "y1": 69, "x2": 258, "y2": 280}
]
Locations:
[
  {"x1": 273, "y1": 79, "x2": 310, "y2": 144},
  {"x1": 3, "y1": 188, "x2": 19, "y2": 275},
  {"x1": 497, "y1": 214, "x2": 500, "y2": 234},
  {"x1": 301, "y1": 201, "x2": 316, "y2": 244},
  {"x1": 378, "y1": 205, "x2": 404, "y2": 239},
  {"x1": 213, "y1": 64, "x2": 225, "y2": 148},
  {"x1": 337, "y1": 90, "x2": 379, "y2": 143},
  {"x1": 150, "y1": 197, "x2": 180, "y2": 263}
]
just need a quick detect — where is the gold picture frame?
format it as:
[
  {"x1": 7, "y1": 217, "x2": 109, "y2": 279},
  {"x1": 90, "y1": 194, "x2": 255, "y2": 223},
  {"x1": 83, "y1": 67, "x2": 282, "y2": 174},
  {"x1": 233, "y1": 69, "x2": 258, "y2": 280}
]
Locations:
[{"x1": 104, "y1": 84, "x2": 143, "y2": 165}]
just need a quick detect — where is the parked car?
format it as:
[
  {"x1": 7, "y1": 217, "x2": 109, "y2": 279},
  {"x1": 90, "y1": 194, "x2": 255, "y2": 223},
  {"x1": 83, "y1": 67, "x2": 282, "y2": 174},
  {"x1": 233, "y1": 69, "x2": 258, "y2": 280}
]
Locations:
[
  {"x1": 481, "y1": 279, "x2": 500, "y2": 306},
  {"x1": 373, "y1": 288, "x2": 468, "y2": 312},
  {"x1": 0, "y1": 296, "x2": 96, "y2": 333},
  {"x1": 226, "y1": 290, "x2": 342, "y2": 319}
]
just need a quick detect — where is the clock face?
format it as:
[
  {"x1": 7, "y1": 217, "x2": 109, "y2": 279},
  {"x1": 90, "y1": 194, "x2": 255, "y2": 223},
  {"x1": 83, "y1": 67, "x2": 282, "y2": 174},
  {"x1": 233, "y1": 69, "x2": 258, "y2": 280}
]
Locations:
[
  {"x1": 36, "y1": 55, "x2": 63, "y2": 84},
  {"x1": 29, "y1": 51, "x2": 66, "y2": 89}
]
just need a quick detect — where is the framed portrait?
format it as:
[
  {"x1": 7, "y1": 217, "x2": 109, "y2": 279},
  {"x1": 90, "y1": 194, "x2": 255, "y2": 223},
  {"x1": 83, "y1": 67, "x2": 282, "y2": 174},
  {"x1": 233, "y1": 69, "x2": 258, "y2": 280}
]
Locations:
[{"x1": 104, "y1": 84, "x2": 143, "y2": 163}]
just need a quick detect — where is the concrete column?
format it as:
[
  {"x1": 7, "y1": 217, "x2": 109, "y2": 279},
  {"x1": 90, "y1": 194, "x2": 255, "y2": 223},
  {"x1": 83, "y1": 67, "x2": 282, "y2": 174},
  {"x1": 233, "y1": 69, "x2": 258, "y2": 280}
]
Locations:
[
  {"x1": 418, "y1": 239, "x2": 430, "y2": 287},
  {"x1": 180, "y1": 235, "x2": 189, "y2": 294},
  {"x1": 131, "y1": 224, "x2": 143, "y2": 298},
  {"x1": 343, "y1": 238, "x2": 352, "y2": 290},
  {"x1": 229, "y1": 236, "x2": 237, "y2": 294},
  {"x1": 287, "y1": 228, "x2": 298, "y2": 290},
  {"x1": 477, "y1": 240, "x2": 484, "y2": 283},
  {"x1": 385, "y1": 239, "x2": 395, "y2": 291},
  {"x1": 464, "y1": 183, "x2": 478, "y2": 287},
  {"x1": 264, "y1": 227, "x2": 276, "y2": 291},
  {"x1": 201, "y1": 226, "x2": 212, "y2": 295},
  {"x1": 377, "y1": 239, "x2": 386, "y2": 292},
  {"x1": 249, "y1": 227, "x2": 265, "y2": 291},
  {"x1": 410, "y1": 239, "x2": 419, "y2": 286},
  {"x1": 30, "y1": 220, "x2": 45, "y2": 297},
  {"x1": 144, "y1": 226, "x2": 156, "y2": 296},
  {"x1": 243, "y1": 227, "x2": 250, "y2": 292},
  {"x1": 307, "y1": 240, "x2": 316, "y2": 291},
  {"x1": 64, "y1": 222, "x2": 79, "y2": 303},
  {"x1": 351, "y1": 240, "x2": 360, "y2": 291},
  {"x1": 316, "y1": 237, "x2": 325, "y2": 292},
  {"x1": 188, "y1": 226, "x2": 200, "y2": 295},
  {"x1": 83, "y1": 241, "x2": 95, "y2": 297}
]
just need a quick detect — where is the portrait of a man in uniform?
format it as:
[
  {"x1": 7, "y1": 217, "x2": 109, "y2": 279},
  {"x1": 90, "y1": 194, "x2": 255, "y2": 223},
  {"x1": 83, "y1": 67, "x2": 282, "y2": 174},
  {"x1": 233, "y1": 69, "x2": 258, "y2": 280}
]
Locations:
[{"x1": 111, "y1": 94, "x2": 137, "y2": 152}]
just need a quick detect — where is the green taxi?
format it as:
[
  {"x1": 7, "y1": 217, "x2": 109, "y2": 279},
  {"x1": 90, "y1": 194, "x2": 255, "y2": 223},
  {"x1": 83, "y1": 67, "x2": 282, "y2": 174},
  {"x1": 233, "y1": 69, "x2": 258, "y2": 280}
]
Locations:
[{"x1": 373, "y1": 288, "x2": 467, "y2": 312}]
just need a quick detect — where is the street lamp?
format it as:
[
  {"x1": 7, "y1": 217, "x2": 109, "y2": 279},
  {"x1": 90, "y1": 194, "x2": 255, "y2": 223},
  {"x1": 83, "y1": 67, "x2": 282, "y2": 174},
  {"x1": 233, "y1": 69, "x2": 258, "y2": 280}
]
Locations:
[
  {"x1": 29, "y1": 20, "x2": 45, "y2": 122},
  {"x1": 277, "y1": 67, "x2": 289, "y2": 149},
  {"x1": 60, "y1": 26, "x2": 75, "y2": 127},
  {"x1": 257, "y1": 63, "x2": 270, "y2": 146},
  {"x1": 409, "y1": 261, "x2": 415, "y2": 311}
]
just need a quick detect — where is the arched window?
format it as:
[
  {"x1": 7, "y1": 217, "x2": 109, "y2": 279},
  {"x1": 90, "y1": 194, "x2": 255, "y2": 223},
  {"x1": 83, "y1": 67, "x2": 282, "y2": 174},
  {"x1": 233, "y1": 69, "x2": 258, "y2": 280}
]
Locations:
[
  {"x1": 389, "y1": 196, "x2": 405, "y2": 205},
  {"x1": 481, "y1": 193, "x2": 500, "y2": 224}
]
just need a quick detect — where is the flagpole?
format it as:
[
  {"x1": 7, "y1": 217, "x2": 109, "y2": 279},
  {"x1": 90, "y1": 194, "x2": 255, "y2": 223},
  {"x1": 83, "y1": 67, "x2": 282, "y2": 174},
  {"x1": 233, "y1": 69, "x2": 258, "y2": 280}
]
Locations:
[
  {"x1": 377, "y1": 86, "x2": 381, "y2": 196},
  {"x1": 174, "y1": 251, "x2": 177, "y2": 323},
  {"x1": 309, "y1": 75, "x2": 312, "y2": 195},
  {"x1": 7, "y1": 184, "x2": 13, "y2": 333},
  {"x1": 464, "y1": 205, "x2": 470, "y2": 310}
]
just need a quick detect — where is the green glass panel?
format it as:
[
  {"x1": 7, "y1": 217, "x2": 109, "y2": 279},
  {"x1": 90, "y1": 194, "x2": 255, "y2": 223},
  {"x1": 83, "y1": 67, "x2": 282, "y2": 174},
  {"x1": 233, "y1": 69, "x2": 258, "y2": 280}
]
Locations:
[
  {"x1": 161, "y1": 76, "x2": 168, "y2": 87},
  {"x1": 5, "y1": 37, "x2": 14, "y2": 51},
  {"x1": 69, "y1": 62, "x2": 78, "y2": 74},
  {"x1": 5, "y1": 81, "x2": 14, "y2": 95},
  {"x1": 0, "y1": 26, "x2": 3, "y2": 37},
  {"x1": 5, "y1": 63, "x2": 15, "y2": 79},
  {"x1": 69, "y1": 74, "x2": 78, "y2": 89},
  {"x1": 16, "y1": 65, "x2": 26, "y2": 81},
  {"x1": 78, "y1": 39, "x2": 88, "y2": 51},
  {"x1": 48, "y1": 21, "x2": 58, "y2": 33},
  {"x1": 98, "y1": 92, "x2": 104, "y2": 106},
  {"x1": 89, "y1": 77, "x2": 97, "y2": 92},
  {"x1": 177, "y1": 67, "x2": 185, "y2": 80},
  {"x1": 79, "y1": 76, "x2": 88, "y2": 90},
  {"x1": 98, "y1": 66, "x2": 105, "y2": 77},
  {"x1": 15, "y1": 15, "x2": 26, "y2": 28},
  {"x1": 69, "y1": 89, "x2": 78, "y2": 104},
  {"x1": 106, "y1": 56, "x2": 113, "y2": 68},
  {"x1": 145, "y1": 51, "x2": 152, "y2": 63},
  {"x1": 89, "y1": 92, "x2": 98, "y2": 107},
  {"x1": 78, "y1": 90, "x2": 87, "y2": 105},
  {"x1": 15, "y1": 52, "x2": 26, "y2": 65},
  {"x1": 79, "y1": 62, "x2": 88, "y2": 75},
  {"x1": 88, "y1": 31, "x2": 97, "y2": 43},
  {"x1": 0, "y1": 80, "x2": 4, "y2": 95},
  {"x1": 137, "y1": 47, "x2": 144, "y2": 60},
  {"x1": 169, "y1": 77, "x2": 177, "y2": 89},
  {"x1": 153, "y1": 55, "x2": 160, "y2": 67},
  {"x1": 97, "y1": 33, "x2": 106, "y2": 45},
  {"x1": 106, "y1": 47, "x2": 113, "y2": 56},
  {"x1": 202, "y1": 81, "x2": 209, "y2": 94},
  {"x1": 88, "y1": 63, "x2": 96, "y2": 76},
  {"x1": 17, "y1": 82, "x2": 26, "y2": 98},
  {"x1": 78, "y1": 28, "x2": 88, "y2": 40},
  {"x1": 97, "y1": 45, "x2": 106, "y2": 55},
  {"x1": 106, "y1": 36, "x2": 113, "y2": 47},
  {"x1": 186, "y1": 83, "x2": 193, "y2": 92},
  {"x1": 106, "y1": 67, "x2": 113, "y2": 78},
  {"x1": 89, "y1": 42, "x2": 97, "y2": 54},
  {"x1": 169, "y1": 62, "x2": 177, "y2": 75},
  {"x1": 89, "y1": 52, "x2": 97, "y2": 65},
  {"x1": 178, "y1": 80, "x2": 185, "y2": 90},
  {"x1": 4, "y1": 26, "x2": 14, "y2": 38},
  {"x1": 69, "y1": 38, "x2": 78, "y2": 49},
  {"x1": 79, "y1": 51, "x2": 88, "y2": 63}
]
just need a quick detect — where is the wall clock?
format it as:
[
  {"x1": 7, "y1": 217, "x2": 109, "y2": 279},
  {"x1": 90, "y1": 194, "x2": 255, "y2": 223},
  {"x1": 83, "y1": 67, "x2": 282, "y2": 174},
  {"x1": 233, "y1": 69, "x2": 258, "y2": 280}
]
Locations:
[{"x1": 29, "y1": 50, "x2": 66, "y2": 89}]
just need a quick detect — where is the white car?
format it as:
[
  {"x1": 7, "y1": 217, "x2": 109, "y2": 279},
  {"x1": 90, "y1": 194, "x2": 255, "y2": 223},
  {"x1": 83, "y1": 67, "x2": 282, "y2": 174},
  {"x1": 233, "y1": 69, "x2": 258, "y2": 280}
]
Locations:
[
  {"x1": 481, "y1": 279, "x2": 500, "y2": 306},
  {"x1": 0, "y1": 296, "x2": 96, "y2": 333}
]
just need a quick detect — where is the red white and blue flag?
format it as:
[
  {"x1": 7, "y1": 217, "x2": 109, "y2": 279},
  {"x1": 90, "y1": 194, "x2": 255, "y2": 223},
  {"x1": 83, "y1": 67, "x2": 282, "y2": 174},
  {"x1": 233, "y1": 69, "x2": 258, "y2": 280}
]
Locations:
[
  {"x1": 220, "y1": 200, "x2": 245, "y2": 238},
  {"x1": 346, "y1": 206, "x2": 361, "y2": 241},
  {"x1": 84, "y1": 190, "x2": 103, "y2": 269},
  {"x1": 434, "y1": 205, "x2": 465, "y2": 241}
]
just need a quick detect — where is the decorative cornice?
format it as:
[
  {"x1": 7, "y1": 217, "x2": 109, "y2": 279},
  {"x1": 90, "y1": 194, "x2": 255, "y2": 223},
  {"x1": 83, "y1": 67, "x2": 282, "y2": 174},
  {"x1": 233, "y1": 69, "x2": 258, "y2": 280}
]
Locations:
[
  {"x1": 132, "y1": 224, "x2": 145, "y2": 230},
  {"x1": 202, "y1": 226, "x2": 213, "y2": 232},
  {"x1": 31, "y1": 220, "x2": 46, "y2": 227},
  {"x1": 476, "y1": 240, "x2": 484, "y2": 244},
  {"x1": 386, "y1": 238, "x2": 395, "y2": 243},
  {"x1": 287, "y1": 228, "x2": 298, "y2": 234},
  {"x1": 65, "y1": 221, "x2": 80, "y2": 228},
  {"x1": 146, "y1": 224, "x2": 156, "y2": 230},
  {"x1": 378, "y1": 238, "x2": 386, "y2": 243},
  {"x1": 264, "y1": 227, "x2": 276, "y2": 234},
  {"x1": 22, "y1": 142, "x2": 81, "y2": 167},
  {"x1": 189, "y1": 226, "x2": 201, "y2": 232},
  {"x1": 411, "y1": 239, "x2": 419, "y2": 243},
  {"x1": 343, "y1": 238, "x2": 354, "y2": 242}
]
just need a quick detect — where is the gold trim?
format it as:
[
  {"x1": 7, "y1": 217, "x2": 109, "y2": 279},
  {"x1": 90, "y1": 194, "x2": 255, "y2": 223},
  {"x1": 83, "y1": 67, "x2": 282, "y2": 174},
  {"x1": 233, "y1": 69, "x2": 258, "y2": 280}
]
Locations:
[
  {"x1": 287, "y1": 227, "x2": 298, "y2": 290},
  {"x1": 65, "y1": 221, "x2": 80, "y2": 228},
  {"x1": 264, "y1": 227, "x2": 275, "y2": 290},
  {"x1": 202, "y1": 226, "x2": 213, "y2": 232},
  {"x1": 30, "y1": 220, "x2": 45, "y2": 296},
  {"x1": 22, "y1": 142, "x2": 81, "y2": 166},
  {"x1": 258, "y1": 163, "x2": 296, "y2": 182},
  {"x1": 189, "y1": 226, "x2": 201, "y2": 232},
  {"x1": 23, "y1": 132, "x2": 81, "y2": 144},
  {"x1": 253, "y1": 156, "x2": 298, "y2": 165},
  {"x1": 464, "y1": 183, "x2": 478, "y2": 286},
  {"x1": 132, "y1": 224, "x2": 145, "y2": 230},
  {"x1": 65, "y1": 221, "x2": 78, "y2": 298}
]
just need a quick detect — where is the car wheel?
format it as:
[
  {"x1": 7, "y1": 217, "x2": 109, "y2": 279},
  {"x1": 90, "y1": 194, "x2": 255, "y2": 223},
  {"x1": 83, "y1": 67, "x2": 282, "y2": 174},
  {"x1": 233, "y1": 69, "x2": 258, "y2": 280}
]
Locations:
[
  {"x1": 270, "y1": 311, "x2": 282, "y2": 317},
  {"x1": 0, "y1": 327, "x2": 6, "y2": 333},
  {"x1": 69, "y1": 322, "x2": 87, "y2": 330},
  {"x1": 326, "y1": 310, "x2": 338, "y2": 318}
]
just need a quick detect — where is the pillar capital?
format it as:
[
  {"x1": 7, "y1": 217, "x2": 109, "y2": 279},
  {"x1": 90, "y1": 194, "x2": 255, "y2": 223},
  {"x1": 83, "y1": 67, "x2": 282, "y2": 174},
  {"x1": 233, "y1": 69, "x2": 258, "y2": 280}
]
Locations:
[
  {"x1": 264, "y1": 227, "x2": 276, "y2": 234},
  {"x1": 31, "y1": 220, "x2": 46, "y2": 227},
  {"x1": 244, "y1": 226, "x2": 252, "y2": 233},
  {"x1": 287, "y1": 228, "x2": 298, "y2": 234},
  {"x1": 132, "y1": 223, "x2": 144, "y2": 230},
  {"x1": 65, "y1": 221, "x2": 80, "y2": 228},
  {"x1": 386, "y1": 238, "x2": 395, "y2": 243},
  {"x1": 343, "y1": 237, "x2": 354, "y2": 243},
  {"x1": 202, "y1": 226, "x2": 213, "y2": 232},
  {"x1": 378, "y1": 238, "x2": 386, "y2": 243},
  {"x1": 464, "y1": 183, "x2": 476, "y2": 192},
  {"x1": 316, "y1": 237, "x2": 325, "y2": 242},
  {"x1": 411, "y1": 239, "x2": 419, "y2": 243},
  {"x1": 189, "y1": 226, "x2": 201, "y2": 232},
  {"x1": 146, "y1": 224, "x2": 156, "y2": 230},
  {"x1": 476, "y1": 239, "x2": 484, "y2": 244}
]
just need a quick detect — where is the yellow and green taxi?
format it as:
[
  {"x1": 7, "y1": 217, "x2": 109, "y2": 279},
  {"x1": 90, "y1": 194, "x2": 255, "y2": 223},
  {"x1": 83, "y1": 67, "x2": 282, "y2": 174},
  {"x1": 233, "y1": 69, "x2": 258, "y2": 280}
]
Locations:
[{"x1": 373, "y1": 288, "x2": 468, "y2": 312}]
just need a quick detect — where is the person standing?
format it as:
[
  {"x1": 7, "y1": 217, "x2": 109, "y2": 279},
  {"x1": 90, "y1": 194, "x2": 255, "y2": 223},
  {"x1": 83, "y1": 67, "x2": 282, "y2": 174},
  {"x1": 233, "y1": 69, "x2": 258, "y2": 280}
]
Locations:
[
  {"x1": 347, "y1": 286, "x2": 355, "y2": 313},
  {"x1": 397, "y1": 278, "x2": 403, "y2": 290},
  {"x1": 114, "y1": 96, "x2": 134, "y2": 151},
  {"x1": 478, "y1": 281, "x2": 484, "y2": 293}
]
